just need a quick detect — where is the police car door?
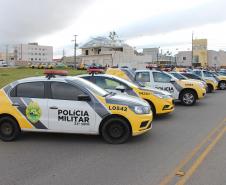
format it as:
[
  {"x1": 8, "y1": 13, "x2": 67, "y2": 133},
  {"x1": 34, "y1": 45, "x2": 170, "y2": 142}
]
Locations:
[
  {"x1": 10, "y1": 81, "x2": 49, "y2": 130},
  {"x1": 152, "y1": 71, "x2": 178, "y2": 99},
  {"x1": 48, "y1": 82, "x2": 95, "y2": 133}
]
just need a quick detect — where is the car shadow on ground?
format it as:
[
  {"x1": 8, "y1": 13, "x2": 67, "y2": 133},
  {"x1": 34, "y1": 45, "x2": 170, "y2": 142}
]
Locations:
[{"x1": 16, "y1": 130, "x2": 153, "y2": 145}]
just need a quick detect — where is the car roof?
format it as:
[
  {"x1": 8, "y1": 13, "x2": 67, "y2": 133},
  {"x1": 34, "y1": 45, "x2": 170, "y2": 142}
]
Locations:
[{"x1": 13, "y1": 76, "x2": 81, "y2": 83}]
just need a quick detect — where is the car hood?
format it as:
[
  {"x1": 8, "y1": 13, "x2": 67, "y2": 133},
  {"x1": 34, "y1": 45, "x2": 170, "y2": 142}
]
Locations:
[{"x1": 105, "y1": 93, "x2": 149, "y2": 107}]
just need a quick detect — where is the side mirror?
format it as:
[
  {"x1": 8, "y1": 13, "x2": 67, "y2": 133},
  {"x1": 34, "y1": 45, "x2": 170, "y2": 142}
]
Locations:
[
  {"x1": 170, "y1": 79, "x2": 176, "y2": 83},
  {"x1": 77, "y1": 94, "x2": 91, "y2": 101},
  {"x1": 116, "y1": 85, "x2": 126, "y2": 93}
]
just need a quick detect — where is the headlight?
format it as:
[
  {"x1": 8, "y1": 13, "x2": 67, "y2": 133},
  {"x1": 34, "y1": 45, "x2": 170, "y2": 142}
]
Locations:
[
  {"x1": 131, "y1": 106, "x2": 151, "y2": 114},
  {"x1": 198, "y1": 82, "x2": 205, "y2": 89}
]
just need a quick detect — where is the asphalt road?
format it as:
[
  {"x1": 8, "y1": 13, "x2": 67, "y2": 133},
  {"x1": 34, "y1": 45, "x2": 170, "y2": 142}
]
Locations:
[{"x1": 0, "y1": 91, "x2": 226, "y2": 185}]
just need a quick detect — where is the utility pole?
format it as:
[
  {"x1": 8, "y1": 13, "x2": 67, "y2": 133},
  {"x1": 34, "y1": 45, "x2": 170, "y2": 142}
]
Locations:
[
  {"x1": 5, "y1": 45, "x2": 8, "y2": 65},
  {"x1": 191, "y1": 32, "x2": 194, "y2": 67},
  {"x1": 72, "y1": 35, "x2": 78, "y2": 69}
]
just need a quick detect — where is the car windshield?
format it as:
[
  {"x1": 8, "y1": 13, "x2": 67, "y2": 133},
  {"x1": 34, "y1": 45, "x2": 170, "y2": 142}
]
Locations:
[
  {"x1": 69, "y1": 78, "x2": 109, "y2": 97},
  {"x1": 171, "y1": 73, "x2": 187, "y2": 80},
  {"x1": 110, "y1": 75, "x2": 139, "y2": 88},
  {"x1": 211, "y1": 72, "x2": 219, "y2": 76}
]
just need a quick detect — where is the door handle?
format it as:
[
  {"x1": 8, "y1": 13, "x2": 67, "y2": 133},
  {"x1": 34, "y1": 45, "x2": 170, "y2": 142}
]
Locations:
[
  {"x1": 12, "y1": 103, "x2": 20, "y2": 107},
  {"x1": 50, "y1": 106, "x2": 58, "y2": 110}
]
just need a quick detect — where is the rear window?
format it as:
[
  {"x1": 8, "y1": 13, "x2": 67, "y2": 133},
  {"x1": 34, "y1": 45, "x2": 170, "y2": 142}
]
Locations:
[{"x1": 11, "y1": 82, "x2": 45, "y2": 98}]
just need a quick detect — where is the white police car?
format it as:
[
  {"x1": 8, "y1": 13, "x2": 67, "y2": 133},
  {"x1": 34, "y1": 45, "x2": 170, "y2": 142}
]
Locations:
[{"x1": 0, "y1": 71, "x2": 153, "y2": 144}]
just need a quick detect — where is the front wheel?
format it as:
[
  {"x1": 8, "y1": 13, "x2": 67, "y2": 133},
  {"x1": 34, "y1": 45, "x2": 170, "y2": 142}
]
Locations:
[
  {"x1": 101, "y1": 117, "x2": 131, "y2": 144},
  {"x1": 207, "y1": 84, "x2": 213, "y2": 93},
  {"x1": 0, "y1": 117, "x2": 20, "y2": 141},
  {"x1": 219, "y1": 81, "x2": 226, "y2": 90},
  {"x1": 180, "y1": 90, "x2": 196, "y2": 106}
]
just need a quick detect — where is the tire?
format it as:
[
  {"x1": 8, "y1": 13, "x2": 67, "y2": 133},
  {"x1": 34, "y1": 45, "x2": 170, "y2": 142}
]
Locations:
[
  {"x1": 147, "y1": 101, "x2": 156, "y2": 117},
  {"x1": 101, "y1": 117, "x2": 131, "y2": 144},
  {"x1": 0, "y1": 117, "x2": 20, "y2": 141},
  {"x1": 207, "y1": 84, "x2": 213, "y2": 93},
  {"x1": 219, "y1": 81, "x2": 226, "y2": 90},
  {"x1": 180, "y1": 90, "x2": 196, "y2": 106}
]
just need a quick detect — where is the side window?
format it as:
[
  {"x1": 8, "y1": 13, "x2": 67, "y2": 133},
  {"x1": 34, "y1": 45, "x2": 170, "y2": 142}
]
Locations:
[
  {"x1": 194, "y1": 71, "x2": 202, "y2": 77},
  {"x1": 51, "y1": 82, "x2": 85, "y2": 101},
  {"x1": 203, "y1": 71, "x2": 213, "y2": 77},
  {"x1": 153, "y1": 72, "x2": 171, "y2": 83},
  {"x1": 12, "y1": 82, "x2": 45, "y2": 98},
  {"x1": 135, "y1": 72, "x2": 150, "y2": 82}
]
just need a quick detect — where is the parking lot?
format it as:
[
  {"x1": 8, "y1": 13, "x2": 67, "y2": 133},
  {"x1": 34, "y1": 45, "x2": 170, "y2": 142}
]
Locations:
[{"x1": 0, "y1": 90, "x2": 225, "y2": 185}]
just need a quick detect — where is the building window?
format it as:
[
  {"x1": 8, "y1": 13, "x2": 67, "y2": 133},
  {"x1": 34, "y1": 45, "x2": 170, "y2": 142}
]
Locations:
[
  {"x1": 85, "y1": 50, "x2": 89, "y2": 55},
  {"x1": 183, "y1": 57, "x2": 186, "y2": 60}
]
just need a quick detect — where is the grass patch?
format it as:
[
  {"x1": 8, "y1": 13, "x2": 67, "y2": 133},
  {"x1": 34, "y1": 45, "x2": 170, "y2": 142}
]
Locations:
[{"x1": 0, "y1": 68, "x2": 87, "y2": 88}]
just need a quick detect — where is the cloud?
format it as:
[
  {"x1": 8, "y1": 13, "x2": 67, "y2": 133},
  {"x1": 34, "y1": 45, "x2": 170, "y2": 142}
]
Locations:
[
  {"x1": 118, "y1": 0, "x2": 226, "y2": 39},
  {"x1": 0, "y1": 0, "x2": 93, "y2": 45}
]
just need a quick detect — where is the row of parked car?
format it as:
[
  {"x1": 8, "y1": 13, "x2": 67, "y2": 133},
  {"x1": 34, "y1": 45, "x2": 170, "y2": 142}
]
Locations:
[
  {"x1": 0, "y1": 67, "x2": 225, "y2": 144},
  {"x1": 86, "y1": 67, "x2": 226, "y2": 106}
]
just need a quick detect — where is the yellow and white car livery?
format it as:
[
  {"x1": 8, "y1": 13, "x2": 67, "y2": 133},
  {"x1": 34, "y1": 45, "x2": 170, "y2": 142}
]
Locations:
[
  {"x1": 0, "y1": 75, "x2": 152, "y2": 144},
  {"x1": 79, "y1": 74, "x2": 174, "y2": 116},
  {"x1": 135, "y1": 70, "x2": 206, "y2": 106}
]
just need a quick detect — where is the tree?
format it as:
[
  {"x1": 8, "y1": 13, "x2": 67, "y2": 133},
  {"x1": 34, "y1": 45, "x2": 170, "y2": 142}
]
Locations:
[{"x1": 109, "y1": 31, "x2": 118, "y2": 41}]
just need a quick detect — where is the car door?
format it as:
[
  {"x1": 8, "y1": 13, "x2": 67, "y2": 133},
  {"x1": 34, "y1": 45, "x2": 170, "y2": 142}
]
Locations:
[
  {"x1": 152, "y1": 72, "x2": 179, "y2": 99},
  {"x1": 47, "y1": 81, "x2": 96, "y2": 134},
  {"x1": 10, "y1": 81, "x2": 49, "y2": 129}
]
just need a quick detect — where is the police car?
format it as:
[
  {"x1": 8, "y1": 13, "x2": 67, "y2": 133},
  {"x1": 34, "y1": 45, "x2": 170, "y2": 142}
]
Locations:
[
  {"x1": 170, "y1": 72, "x2": 208, "y2": 92},
  {"x1": 193, "y1": 69, "x2": 218, "y2": 93},
  {"x1": 0, "y1": 71, "x2": 152, "y2": 144},
  {"x1": 78, "y1": 73, "x2": 174, "y2": 116},
  {"x1": 209, "y1": 71, "x2": 226, "y2": 90},
  {"x1": 134, "y1": 70, "x2": 206, "y2": 106}
]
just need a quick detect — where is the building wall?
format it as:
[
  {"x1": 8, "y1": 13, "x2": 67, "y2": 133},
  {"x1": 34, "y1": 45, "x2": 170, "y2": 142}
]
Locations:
[
  {"x1": 79, "y1": 44, "x2": 152, "y2": 69},
  {"x1": 143, "y1": 48, "x2": 159, "y2": 62},
  {"x1": 176, "y1": 50, "x2": 226, "y2": 67},
  {"x1": 15, "y1": 43, "x2": 53, "y2": 63},
  {"x1": 193, "y1": 39, "x2": 208, "y2": 67},
  {"x1": 208, "y1": 50, "x2": 226, "y2": 67},
  {"x1": 176, "y1": 51, "x2": 192, "y2": 66},
  {"x1": 0, "y1": 52, "x2": 15, "y2": 65}
]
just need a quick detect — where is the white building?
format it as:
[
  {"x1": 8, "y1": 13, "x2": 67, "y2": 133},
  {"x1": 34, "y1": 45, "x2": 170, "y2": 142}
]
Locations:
[
  {"x1": 175, "y1": 51, "x2": 192, "y2": 66},
  {"x1": 15, "y1": 43, "x2": 53, "y2": 63},
  {"x1": 208, "y1": 50, "x2": 226, "y2": 67},
  {"x1": 143, "y1": 48, "x2": 159, "y2": 62},
  {"x1": 79, "y1": 37, "x2": 152, "y2": 69},
  {"x1": 176, "y1": 50, "x2": 226, "y2": 67}
]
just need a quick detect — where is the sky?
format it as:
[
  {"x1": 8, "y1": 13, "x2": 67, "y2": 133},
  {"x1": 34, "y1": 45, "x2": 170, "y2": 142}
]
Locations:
[{"x1": 1, "y1": 0, "x2": 226, "y2": 58}]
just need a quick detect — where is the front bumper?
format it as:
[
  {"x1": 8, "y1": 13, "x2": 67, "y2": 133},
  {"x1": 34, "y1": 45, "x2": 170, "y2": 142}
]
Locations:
[
  {"x1": 197, "y1": 88, "x2": 206, "y2": 99},
  {"x1": 130, "y1": 113, "x2": 153, "y2": 136},
  {"x1": 155, "y1": 98, "x2": 175, "y2": 115}
]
